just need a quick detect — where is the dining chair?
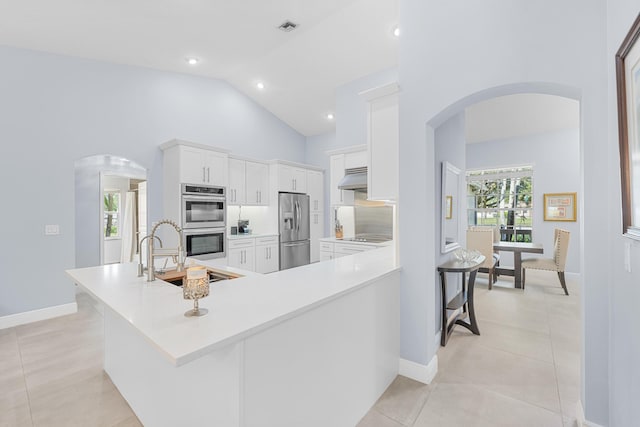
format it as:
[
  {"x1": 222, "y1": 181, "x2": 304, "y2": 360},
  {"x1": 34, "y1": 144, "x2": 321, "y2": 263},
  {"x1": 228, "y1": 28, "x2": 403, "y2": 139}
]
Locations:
[
  {"x1": 466, "y1": 228, "x2": 498, "y2": 289},
  {"x1": 521, "y1": 228, "x2": 570, "y2": 295}
]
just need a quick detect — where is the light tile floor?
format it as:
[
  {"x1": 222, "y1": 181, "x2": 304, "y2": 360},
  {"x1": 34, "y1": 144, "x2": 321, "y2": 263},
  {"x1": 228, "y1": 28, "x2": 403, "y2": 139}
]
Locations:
[
  {"x1": 358, "y1": 269, "x2": 581, "y2": 427},
  {"x1": 1, "y1": 269, "x2": 580, "y2": 427}
]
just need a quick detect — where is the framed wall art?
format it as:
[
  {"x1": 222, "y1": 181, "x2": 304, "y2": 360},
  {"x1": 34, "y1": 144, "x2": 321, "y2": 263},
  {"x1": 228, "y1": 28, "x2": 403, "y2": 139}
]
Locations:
[
  {"x1": 616, "y1": 13, "x2": 640, "y2": 238},
  {"x1": 544, "y1": 193, "x2": 577, "y2": 222}
]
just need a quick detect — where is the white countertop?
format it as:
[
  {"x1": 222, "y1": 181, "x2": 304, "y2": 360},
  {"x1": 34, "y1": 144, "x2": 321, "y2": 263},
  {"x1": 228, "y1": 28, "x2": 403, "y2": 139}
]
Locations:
[{"x1": 66, "y1": 246, "x2": 399, "y2": 367}]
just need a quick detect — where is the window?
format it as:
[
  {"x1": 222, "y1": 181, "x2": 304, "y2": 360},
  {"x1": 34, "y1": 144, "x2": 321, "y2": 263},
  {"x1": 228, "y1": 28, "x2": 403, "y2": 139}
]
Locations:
[
  {"x1": 104, "y1": 190, "x2": 121, "y2": 238},
  {"x1": 466, "y1": 166, "x2": 533, "y2": 242}
]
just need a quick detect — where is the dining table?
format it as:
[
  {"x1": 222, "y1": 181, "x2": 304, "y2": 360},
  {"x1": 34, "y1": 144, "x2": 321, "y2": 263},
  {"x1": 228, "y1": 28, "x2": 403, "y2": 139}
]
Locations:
[{"x1": 493, "y1": 241, "x2": 544, "y2": 289}]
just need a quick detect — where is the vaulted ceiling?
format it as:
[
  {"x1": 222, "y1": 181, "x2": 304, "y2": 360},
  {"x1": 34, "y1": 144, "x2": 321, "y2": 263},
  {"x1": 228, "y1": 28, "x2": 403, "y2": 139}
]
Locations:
[{"x1": 0, "y1": 0, "x2": 400, "y2": 136}]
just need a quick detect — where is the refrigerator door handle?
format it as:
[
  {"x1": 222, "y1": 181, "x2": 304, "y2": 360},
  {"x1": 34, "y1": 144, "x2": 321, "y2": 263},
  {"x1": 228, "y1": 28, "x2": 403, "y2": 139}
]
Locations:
[
  {"x1": 282, "y1": 242, "x2": 308, "y2": 247},
  {"x1": 296, "y1": 200, "x2": 301, "y2": 231}
]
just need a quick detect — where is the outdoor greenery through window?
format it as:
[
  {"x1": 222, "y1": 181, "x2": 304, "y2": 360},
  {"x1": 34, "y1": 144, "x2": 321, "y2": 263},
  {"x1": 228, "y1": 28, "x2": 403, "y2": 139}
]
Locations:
[
  {"x1": 104, "y1": 190, "x2": 120, "y2": 238},
  {"x1": 466, "y1": 166, "x2": 533, "y2": 242}
]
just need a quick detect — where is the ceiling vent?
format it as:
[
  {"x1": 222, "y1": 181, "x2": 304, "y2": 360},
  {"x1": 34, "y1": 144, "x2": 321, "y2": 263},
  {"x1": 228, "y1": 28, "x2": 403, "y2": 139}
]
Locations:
[{"x1": 278, "y1": 21, "x2": 298, "y2": 32}]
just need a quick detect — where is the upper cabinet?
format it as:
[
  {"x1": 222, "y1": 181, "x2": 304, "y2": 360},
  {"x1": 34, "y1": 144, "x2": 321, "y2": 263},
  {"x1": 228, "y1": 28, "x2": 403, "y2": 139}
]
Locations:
[
  {"x1": 228, "y1": 157, "x2": 269, "y2": 205},
  {"x1": 161, "y1": 140, "x2": 229, "y2": 188},
  {"x1": 360, "y1": 83, "x2": 399, "y2": 202},
  {"x1": 245, "y1": 161, "x2": 269, "y2": 205},
  {"x1": 306, "y1": 170, "x2": 323, "y2": 213},
  {"x1": 179, "y1": 145, "x2": 228, "y2": 187},
  {"x1": 274, "y1": 162, "x2": 307, "y2": 193}
]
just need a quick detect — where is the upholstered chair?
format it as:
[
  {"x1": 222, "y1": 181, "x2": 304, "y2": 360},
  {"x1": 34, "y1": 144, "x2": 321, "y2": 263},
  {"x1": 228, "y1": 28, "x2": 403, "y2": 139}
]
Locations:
[
  {"x1": 521, "y1": 228, "x2": 570, "y2": 295},
  {"x1": 466, "y1": 228, "x2": 498, "y2": 289}
]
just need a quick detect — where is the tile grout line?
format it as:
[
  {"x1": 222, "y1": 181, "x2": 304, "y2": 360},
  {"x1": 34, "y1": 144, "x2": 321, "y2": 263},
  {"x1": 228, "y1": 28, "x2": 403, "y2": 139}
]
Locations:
[{"x1": 14, "y1": 327, "x2": 36, "y2": 427}]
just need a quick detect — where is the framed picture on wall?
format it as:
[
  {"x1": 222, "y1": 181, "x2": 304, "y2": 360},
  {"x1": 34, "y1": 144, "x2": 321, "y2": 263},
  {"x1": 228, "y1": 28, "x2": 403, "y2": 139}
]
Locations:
[
  {"x1": 616, "y1": 13, "x2": 640, "y2": 238},
  {"x1": 543, "y1": 193, "x2": 577, "y2": 221},
  {"x1": 445, "y1": 195, "x2": 453, "y2": 219}
]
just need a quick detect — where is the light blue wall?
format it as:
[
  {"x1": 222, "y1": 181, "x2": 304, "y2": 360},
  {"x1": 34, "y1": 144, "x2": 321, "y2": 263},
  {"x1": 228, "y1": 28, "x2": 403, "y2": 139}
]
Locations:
[
  {"x1": 0, "y1": 46, "x2": 305, "y2": 317},
  {"x1": 606, "y1": 1, "x2": 640, "y2": 426},
  {"x1": 434, "y1": 112, "x2": 466, "y2": 335},
  {"x1": 399, "y1": 0, "x2": 608, "y2": 424},
  {"x1": 466, "y1": 129, "x2": 581, "y2": 274}
]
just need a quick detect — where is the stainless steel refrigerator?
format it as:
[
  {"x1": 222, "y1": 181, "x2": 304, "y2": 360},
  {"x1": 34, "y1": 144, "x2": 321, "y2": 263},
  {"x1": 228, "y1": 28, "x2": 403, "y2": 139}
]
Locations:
[{"x1": 279, "y1": 192, "x2": 310, "y2": 270}]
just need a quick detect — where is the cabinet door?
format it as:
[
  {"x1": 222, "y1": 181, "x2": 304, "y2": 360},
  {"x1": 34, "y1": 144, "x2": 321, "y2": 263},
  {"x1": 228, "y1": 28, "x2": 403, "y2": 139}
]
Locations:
[
  {"x1": 245, "y1": 161, "x2": 269, "y2": 205},
  {"x1": 292, "y1": 168, "x2": 307, "y2": 193},
  {"x1": 310, "y1": 212, "x2": 323, "y2": 263},
  {"x1": 255, "y1": 244, "x2": 278, "y2": 273},
  {"x1": 180, "y1": 147, "x2": 206, "y2": 184},
  {"x1": 319, "y1": 251, "x2": 334, "y2": 262},
  {"x1": 330, "y1": 155, "x2": 354, "y2": 206},
  {"x1": 228, "y1": 158, "x2": 246, "y2": 205},
  {"x1": 344, "y1": 150, "x2": 367, "y2": 169},
  {"x1": 204, "y1": 151, "x2": 228, "y2": 187},
  {"x1": 367, "y1": 93, "x2": 398, "y2": 201},
  {"x1": 307, "y1": 170, "x2": 323, "y2": 213},
  {"x1": 228, "y1": 247, "x2": 255, "y2": 271},
  {"x1": 277, "y1": 164, "x2": 295, "y2": 192}
]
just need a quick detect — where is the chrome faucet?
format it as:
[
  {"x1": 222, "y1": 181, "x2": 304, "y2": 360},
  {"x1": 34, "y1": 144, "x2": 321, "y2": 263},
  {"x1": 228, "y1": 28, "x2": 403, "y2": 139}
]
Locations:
[
  {"x1": 137, "y1": 235, "x2": 163, "y2": 277},
  {"x1": 147, "y1": 219, "x2": 186, "y2": 282}
]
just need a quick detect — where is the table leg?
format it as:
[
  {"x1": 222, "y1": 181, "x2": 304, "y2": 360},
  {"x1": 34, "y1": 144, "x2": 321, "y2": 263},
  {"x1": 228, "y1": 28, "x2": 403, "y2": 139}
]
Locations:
[
  {"x1": 458, "y1": 269, "x2": 480, "y2": 335},
  {"x1": 513, "y1": 251, "x2": 522, "y2": 289},
  {"x1": 440, "y1": 271, "x2": 448, "y2": 346}
]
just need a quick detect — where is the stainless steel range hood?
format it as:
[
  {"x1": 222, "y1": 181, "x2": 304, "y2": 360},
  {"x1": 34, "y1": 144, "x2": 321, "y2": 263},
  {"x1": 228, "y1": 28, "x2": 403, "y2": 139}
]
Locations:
[{"x1": 338, "y1": 167, "x2": 367, "y2": 191}]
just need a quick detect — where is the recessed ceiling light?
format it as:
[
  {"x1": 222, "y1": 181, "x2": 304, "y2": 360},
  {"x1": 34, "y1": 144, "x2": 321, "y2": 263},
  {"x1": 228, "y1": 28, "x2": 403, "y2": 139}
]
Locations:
[
  {"x1": 393, "y1": 26, "x2": 400, "y2": 37},
  {"x1": 256, "y1": 82, "x2": 265, "y2": 90},
  {"x1": 327, "y1": 113, "x2": 335, "y2": 120},
  {"x1": 186, "y1": 57, "x2": 199, "y2": 65}
]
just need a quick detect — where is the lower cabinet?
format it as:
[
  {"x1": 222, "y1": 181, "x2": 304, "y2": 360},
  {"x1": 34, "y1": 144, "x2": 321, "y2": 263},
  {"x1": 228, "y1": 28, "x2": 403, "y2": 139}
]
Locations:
[
  {"x1": 319, "y1": 240, "x2": 379, "y2": 261},
  {"x1": 319, "y1": 242, "x2": 334, "y2": 261},
  {"x1": 228, "y1": 235, "x2": 279, "y2": 273},
  {"x1": 255, "y1": 236, "x2": 279, "y2": 274},
  {"x1": 228, "y1": 240, "x2": 255, "y2": 271}
]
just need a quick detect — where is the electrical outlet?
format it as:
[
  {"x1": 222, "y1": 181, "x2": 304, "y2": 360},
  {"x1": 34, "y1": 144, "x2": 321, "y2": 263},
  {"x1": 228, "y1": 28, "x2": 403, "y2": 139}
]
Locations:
[{"x1": 45, "y1": 224, "x2": 60, "y2": 235}]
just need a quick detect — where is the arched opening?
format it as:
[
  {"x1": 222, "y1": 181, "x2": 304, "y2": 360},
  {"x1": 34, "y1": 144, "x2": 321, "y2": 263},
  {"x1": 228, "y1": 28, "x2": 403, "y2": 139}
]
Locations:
[
  {"x1": 427, "y1": 82, "x2": 583, "y2": 419},
  {"x1": 74, "y1": 155, "x2": 147, "y2": 267}
]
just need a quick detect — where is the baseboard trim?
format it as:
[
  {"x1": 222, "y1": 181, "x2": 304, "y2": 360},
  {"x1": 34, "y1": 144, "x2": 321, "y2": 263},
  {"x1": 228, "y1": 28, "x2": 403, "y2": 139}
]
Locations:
[
  {"x1": 0, "y1": 302, "x2": 78, "y2": 330},
  {"x1": 576, "y1": 400, "x2": 605, "y2": 427},
  {"x1": 399, "y1": 354, "x2": 438, "y2": 385}
]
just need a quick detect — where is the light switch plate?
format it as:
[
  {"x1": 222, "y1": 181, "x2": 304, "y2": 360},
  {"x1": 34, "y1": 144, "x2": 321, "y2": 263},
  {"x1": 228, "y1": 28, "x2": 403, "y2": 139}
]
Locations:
[{"x1": 45, "y1": 224, "x2": 60, "y2": 235}]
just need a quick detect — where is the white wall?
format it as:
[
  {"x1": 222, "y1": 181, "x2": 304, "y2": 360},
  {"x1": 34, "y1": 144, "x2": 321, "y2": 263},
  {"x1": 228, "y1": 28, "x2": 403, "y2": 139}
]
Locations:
[
  {"x1": 0, "y1": 45, "x2": 305, "y2": 317},
  {"x1": 399, "y1": 1, "x2": 608, "y2": 424},
  {"x1": 606, "y1": 1, "x2": 640, "y2": 426},
  {"x1": 466, "y1": 129, "x2": 581, "y2": 274}
]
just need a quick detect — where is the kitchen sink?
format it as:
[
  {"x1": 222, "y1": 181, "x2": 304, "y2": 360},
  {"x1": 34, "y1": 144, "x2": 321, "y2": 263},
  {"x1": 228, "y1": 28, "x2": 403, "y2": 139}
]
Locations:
[{"x1": 157, "y1": 267, "x2": 241, "y2": 287}]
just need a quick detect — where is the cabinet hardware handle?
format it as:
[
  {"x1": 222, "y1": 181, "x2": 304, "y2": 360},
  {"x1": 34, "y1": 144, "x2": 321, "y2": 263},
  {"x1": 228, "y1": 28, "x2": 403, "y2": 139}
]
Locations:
[
  {"x1": 207, "y1": 167, "x2": 210, "y2": 183},
  {"x1": 202, "y1": 167, "x2": 206, "y2": 183}
]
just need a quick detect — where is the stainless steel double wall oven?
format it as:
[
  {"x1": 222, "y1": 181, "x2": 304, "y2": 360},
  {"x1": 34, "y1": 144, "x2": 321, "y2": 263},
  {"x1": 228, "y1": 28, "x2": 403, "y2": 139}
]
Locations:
[{"x1": 181, "y1": 184, "x2": 226, "y2": 259}]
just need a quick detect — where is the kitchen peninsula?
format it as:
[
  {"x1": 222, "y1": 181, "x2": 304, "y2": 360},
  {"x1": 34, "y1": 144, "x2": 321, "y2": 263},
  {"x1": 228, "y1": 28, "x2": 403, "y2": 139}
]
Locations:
[{"x1": 66, "y1": 246, "x2": 400, "y2": 427}]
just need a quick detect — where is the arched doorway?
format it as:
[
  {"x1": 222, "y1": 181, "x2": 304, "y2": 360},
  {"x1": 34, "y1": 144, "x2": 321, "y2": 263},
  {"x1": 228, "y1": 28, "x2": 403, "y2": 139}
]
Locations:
[{"x1": 74, "y1": 154, "x2": 147, "y2": 267}]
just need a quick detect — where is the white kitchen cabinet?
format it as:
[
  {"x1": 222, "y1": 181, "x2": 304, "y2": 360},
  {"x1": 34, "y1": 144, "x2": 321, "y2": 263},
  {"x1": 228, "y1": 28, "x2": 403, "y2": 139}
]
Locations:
[
  {"x1": 180, "y1": 145, "x2": 228, "y2": 186},
  {"x1": 277, "y1": 164, "x2": 307, "y2": 193},
  {"x1": 228, "y1": 158, "x2": 269, "y2": 205},
  {"x1": 361, "y1": 83, "x2": 399, "y2": 202},
  {"x1": 310, "y1": 212, "x2": 324, "y2": 263},
  {"x1": 228, "y1": 158, "x2": 246, "y2": 204},
  {"x1": 329, "y1": 154, "x2": 354, "y2": 207},
  {"x1": 334, "y1": 242, "x2": 378, "y2": 257},
  {"x1": 344, "y1": 150, "x2": 367, "y2": 169},
  {"x1": 245, "y1": 161, "x2": 269, "y2": 205},
  {"x1": 228, "y1": 238, "x2": 255, "y2": 271},
  {"x1": 255, "y1": 236, "x2": 279, "y2": 273},
  {"x1": 319, "y1": 241, "x2": 334, "y2": 262},
  {"x1": 306, "y1": 169, "x2": 324, "y2": 213}
]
